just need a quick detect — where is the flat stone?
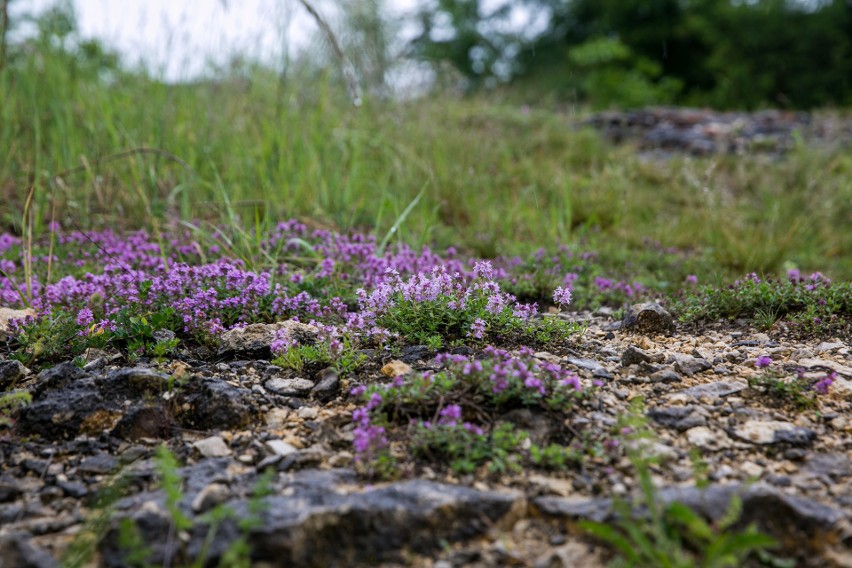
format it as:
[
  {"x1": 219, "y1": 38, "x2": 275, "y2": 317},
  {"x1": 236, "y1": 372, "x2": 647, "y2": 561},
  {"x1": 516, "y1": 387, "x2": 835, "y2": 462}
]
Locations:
[
  {"x1": 680, "y1": 379, "x2": 748, "y2": 399},
  {"x1": 647, "y1": 406, "x2": 706, "y2": 431},
  {"x1": 685, "y1": 426, "x2": 731, "y2": 450},
  {"x1": 536, "y1": 483, "x2": 845, "y2": 554},
  {"x1": 731, "y1": 420, "x2": 815, "y2": 446},
  {"x1": 671, "y1": 354, "x2": 712, "y2": 377},
  {"x1": 621, "y1": 303, "x2": 675, "y2": 335},
  {"x1": 78, "y1": 453, "x2": 119, "y2": 475},
  {"x1": 649, "y1": 368, "x2": 681, "y2": 383},
  {"x1": 265, "y1": 440, "x2": 298, "y2": 456},
  {"x1": 265, "y1": 377, "x2": 314, "y2": 396},
  {"x1": 102, "y1": 468, "x2": 522, "y2": 566},
  {"x1": 193, "y1": 436, "x2": 232, "y2": 458},
  {"x1": 564, "y1": 357, "x2": 604, "y2": 372}
]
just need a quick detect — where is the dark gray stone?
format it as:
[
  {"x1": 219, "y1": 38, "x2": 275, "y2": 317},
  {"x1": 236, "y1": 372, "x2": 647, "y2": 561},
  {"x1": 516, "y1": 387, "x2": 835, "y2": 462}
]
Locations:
[
  {"x1": 671, "y1": 354, "x2": 712, "y2": 377},
  {"x1": 311, "y1": 368, "x2": 340, "y2": 402},
  {"x1": 16, "y1": 377, "x2": 104, "y2": 440},
  {"x1": 647, "y1": 406, "x2": 707, "y2": 431},
  {"x1": 78, "y1": 453, "x2": 119, "y2": 475},
  {"x1": 400, "y1": 345, "x2": 435, "y2": 364},
  {"x1": 621, "y1": 345, "x2": 652, "y2": 367},
  {"x1": 773, "y1": 427, "x2": 817, "y2": 446},
  {"x1": 175, "y1": 377, "x2": 258, "y2": 430},
  {"x1": 0, "y1": 360, "x2": 27, "y2": 390},
  {"x1": 0, "y1": 534, "x2": 57, "y2": 568},
  {"x1": 535, "y1": 483, "x2": 845, "y2": 558},
  {"x1": 621, "y1": 303, "x2": 676, "y2": 335},
  {"x1": 649, "y1": 368, "x2": 681, "y2": 383},
  {"x1": 102, "y1": 468, "x2": 521, "y2": 567}
]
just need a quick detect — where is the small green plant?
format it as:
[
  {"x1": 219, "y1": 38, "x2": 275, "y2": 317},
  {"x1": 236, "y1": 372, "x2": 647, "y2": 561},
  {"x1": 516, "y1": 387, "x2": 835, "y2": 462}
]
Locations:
[
  {"x1": 581, "y1": 399, "x2": 779, "y2": 568},
  {"x1": 675, "y1": 272, "x2": 850, "y2": 337},
  {"x1": 412, "y1": 421, "x2": 528, "y2": 475},
  {"x1": 272, "y1": 335, "x2": 366, "y2": 376},
  {"x1": 0, "y1": 391, "x2": 32, "y2": 427},
  {"x1": 747, "y1": 358, "x2": 834, "y2": 411}
]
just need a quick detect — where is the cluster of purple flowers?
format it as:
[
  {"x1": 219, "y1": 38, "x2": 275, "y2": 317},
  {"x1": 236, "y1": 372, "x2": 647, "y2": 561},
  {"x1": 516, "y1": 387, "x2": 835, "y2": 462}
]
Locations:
[{"x1": 349, "y1": 346, "x2": 586, "y2": 463}]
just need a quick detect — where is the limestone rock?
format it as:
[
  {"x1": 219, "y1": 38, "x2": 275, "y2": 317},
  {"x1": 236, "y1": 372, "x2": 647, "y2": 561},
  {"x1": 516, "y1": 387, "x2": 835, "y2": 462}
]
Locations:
[{"x1": 622, "y1": 303, "x2": 676, "y2": 335}]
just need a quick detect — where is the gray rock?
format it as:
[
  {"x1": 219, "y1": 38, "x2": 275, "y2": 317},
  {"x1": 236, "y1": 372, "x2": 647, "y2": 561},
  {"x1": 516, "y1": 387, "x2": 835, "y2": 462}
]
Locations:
[
  {"x1": 0, "y1": 360, "x2": 28, "y2": 390},
  {"x1": 649, "y1": 368, "x2": 681, "y2": 383},
  {"x1": 680, "y1": 379, "x2": 748, "y2": 399},
  {"x1": 78, "y1": 453, "x2": 119, "y2": 475},
  {"x1": 0, "y1": 534, "x2": 57, "y2": 568},
  {"x1": 400, "y1": 345, "x2": 435, "y2": 364},
  {"x1": 175, "y1": 377, "x2": 258, "y2": 430},
  {"x1": 621, "y1": 345, "x2": 652, "y2": 367},
  {"x1": 311, "y1": 368, "x2": 340, "y2": 402},
  {"x1": 564, "y1": 357, "x2": 604, "y2": 372},
  {"x1": 192, "y1": 436, "x2": 232, "y2": 458},
  {"x1": 110, "y1": 406, "x2": 173, "y2": 441},
  {"x1": 647, "y1": 406, "x2": 707, "y2": 431},
  {"x1": 804, "y1": 453, "x2": 852, "y2": 480},
  {"x1": 731, "y1": 420, "x2": 815, "y2": 446},
  {"x1": 621, "y1": 303, "x2": 675, "y2": 335},
  {"x1": 536, "y1": 483, "x2": 845, "y2": 559},
  {"x1": 671, "y1": 354, "x2": 712, "y2": 377},
  {"x1": 218, "y1": 320, "x2": 319, "y2": 358},
  {"x1": 102, "y1": 468, "x2": 522, "y2": 566},
  {"x1": 265, "y1": 377, "x2": 314, "y2": 396}
]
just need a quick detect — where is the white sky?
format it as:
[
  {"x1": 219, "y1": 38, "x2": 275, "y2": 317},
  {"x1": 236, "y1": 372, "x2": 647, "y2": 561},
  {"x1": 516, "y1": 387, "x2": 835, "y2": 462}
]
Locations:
[{"x1": 18, "y1": 0, "x2": 425, "y2": 80}]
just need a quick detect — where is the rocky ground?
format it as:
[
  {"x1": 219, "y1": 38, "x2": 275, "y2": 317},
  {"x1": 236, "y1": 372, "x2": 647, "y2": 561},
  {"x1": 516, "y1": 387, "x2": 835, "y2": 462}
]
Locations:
[
  {"x1": 583, "y1": 107, "x2": 852, "y2": 158},
  {"x1": 1, "y1": 303, "x2": 850, "y2": 567}
]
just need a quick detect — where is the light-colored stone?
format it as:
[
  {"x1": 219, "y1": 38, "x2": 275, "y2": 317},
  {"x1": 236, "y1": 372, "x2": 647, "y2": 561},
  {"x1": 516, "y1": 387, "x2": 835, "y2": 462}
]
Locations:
[
  {"x1": 0, "y1": 307, "x2": 36, "y2": 340},
  {"x1": 685, "y1": 426, "x2": 731, "y2": 450},
  {"x1": 192, "y1": 436, "x2": 232, "y2": 457},
  {"x1": 265, "y1": 439, "x2": 298, "y2": 456},
  {"x1": 265, "y1": 377, "x2": 314, "y2": 396},
  {"x1": 297, "y1": 406, "x2": 319, "y2": 420},
  {"x1": 732, "y1": 420, "x2": 795, "y2": 445},
  {"x1": 381, "y1": 360, "x2": 413, "y2": 378},
  {"x1": 191, "y1": 482, "x2": 231, "y2": 513}
]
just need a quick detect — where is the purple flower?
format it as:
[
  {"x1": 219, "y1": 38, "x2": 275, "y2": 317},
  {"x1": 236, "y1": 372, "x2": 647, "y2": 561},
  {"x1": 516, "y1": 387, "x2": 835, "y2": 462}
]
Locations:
[
  {"x1": 467, "y1": 318, "x2": 486, "y2": 339},
  {"x1": 552, "y1": 286, "x2": 572, "y2": 307},
  {"x1": 439, "y1": 404, "x2": 462, "y2": 426},
  {"x1": 685, "y1": 274, "x2": 698, "y2": 285},
  {"x1": 755, "y1": 355, "x2": 772, "y2": 369},
  {"x1": 812, "y1": 372, "x2": 836, "y2": 395},
  {"x1": 75, "y1": 307, "x2": 94, "y2": 327}
]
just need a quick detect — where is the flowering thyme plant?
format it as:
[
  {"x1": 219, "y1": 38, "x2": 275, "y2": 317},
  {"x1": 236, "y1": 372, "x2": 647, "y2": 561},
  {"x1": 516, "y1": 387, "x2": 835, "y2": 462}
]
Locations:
[{"x1": 349, "y1": 346, "x2": 591, "y2": 477}]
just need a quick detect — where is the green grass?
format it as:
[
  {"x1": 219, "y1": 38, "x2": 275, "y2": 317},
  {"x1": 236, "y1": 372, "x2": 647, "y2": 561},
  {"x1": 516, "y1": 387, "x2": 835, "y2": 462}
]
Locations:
[{"x1": 2, "y1": 41, "x2": 851, "y2": 284}]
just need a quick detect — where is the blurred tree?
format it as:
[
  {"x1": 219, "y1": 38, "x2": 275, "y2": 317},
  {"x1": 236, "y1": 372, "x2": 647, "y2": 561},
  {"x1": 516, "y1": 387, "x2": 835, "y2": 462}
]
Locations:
[{"x1": 411, "y1": 0, "x2": 852, "y2": 108}]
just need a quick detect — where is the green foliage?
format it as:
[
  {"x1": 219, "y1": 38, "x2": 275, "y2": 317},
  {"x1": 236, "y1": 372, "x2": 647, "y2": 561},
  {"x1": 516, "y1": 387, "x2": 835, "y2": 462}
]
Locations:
[
  {"x1": 581, "y1": 466, "x2": 778, "y2": 567},
  {"x1": 0, "y1": 390, "x2": 31, "y2": 427},
  {"x1": 566, "y1": 37, "x2": 682, "y2": 108},
  {"x1": 581, "y1": 399, "x2": 779, "y2": 567},
  {"x1": 675, "y1": 274, "x2": 851, "y2": 337},
  {"x1": 273, "y1": 337, "x2": 366, "y2": 376},
  {"x1": 412, "y1": 421, "x2": 527, "y2": 475}
]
